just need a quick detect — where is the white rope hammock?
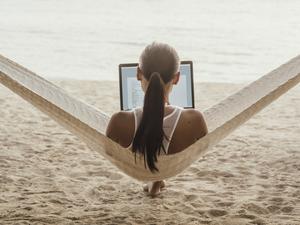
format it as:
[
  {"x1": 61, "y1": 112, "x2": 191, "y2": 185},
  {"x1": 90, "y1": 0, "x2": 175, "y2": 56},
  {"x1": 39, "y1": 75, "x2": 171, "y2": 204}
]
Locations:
[{"x1": 0, "y1": 54, "x2": 299, "y2": 181}]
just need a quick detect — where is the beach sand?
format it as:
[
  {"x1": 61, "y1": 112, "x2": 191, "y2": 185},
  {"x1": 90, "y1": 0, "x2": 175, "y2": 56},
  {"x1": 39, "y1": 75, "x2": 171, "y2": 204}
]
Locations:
[{"x1": 0, "y1": 80, "x2": 299, "y2": 225}]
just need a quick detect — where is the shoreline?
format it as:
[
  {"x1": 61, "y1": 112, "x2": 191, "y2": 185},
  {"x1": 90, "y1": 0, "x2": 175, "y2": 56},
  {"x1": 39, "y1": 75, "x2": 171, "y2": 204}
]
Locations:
[{"x1": 49, "y1": 77, "x2": 253, "y2": 85}]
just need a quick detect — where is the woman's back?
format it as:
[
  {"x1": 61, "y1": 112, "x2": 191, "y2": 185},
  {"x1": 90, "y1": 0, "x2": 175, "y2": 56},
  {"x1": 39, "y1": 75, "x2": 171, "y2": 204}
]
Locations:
[{"x1": 106, "y1": 105, "x2": 207, "y2": 154}]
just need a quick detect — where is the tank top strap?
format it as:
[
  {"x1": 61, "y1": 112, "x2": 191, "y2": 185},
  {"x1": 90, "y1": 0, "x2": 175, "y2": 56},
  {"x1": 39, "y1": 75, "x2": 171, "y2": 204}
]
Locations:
[
  {"x1": 132, "y1": 107, "x2": 143, "y2": 136},
  {"x1": 130, "y1": 106, "x2": 183, "y2": 153},
  {"x1": 162, "y1": 106, "x2": 183, "y2": 153}
]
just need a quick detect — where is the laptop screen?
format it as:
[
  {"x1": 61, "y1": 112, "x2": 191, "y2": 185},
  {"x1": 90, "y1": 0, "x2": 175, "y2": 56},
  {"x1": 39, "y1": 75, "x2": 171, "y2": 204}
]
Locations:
[{"x1": 119, "y1": 61, "x2": 194, "y2": 110}]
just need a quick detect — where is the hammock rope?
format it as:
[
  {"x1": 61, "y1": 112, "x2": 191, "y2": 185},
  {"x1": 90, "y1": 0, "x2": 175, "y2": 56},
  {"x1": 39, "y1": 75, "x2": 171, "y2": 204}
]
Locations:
[{"x1": 0, "y1": 54, "x2": 299, "y2": 181}]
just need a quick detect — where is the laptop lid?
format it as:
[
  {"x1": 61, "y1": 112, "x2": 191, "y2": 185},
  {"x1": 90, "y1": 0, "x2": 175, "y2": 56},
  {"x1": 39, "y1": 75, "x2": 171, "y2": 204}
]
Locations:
[{"x1": 119, "y1": 61, "x2": 194, "y2": 111}]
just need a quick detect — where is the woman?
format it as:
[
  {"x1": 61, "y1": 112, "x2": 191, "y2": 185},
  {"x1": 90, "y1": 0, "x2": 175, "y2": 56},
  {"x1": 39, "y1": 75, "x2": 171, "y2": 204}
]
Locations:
[{"x1": 106, "y1": 42, "x2": 208, "y2": 197}]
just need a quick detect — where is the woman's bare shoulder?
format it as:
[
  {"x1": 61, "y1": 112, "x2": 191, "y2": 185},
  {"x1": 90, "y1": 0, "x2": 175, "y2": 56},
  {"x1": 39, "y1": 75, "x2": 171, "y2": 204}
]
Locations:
[
  {"x1": 110, "y1": 111, "x2": 133, "y2": 122},
  {"x1": 181, "y1": 108, "x2": 205, "y2": 120},
  {"x1": 105, "y1": 111, "x2": 135, "y2": 146},
  {"x1": 180, "y1": 108, "x2": 208, "y2": 136}
]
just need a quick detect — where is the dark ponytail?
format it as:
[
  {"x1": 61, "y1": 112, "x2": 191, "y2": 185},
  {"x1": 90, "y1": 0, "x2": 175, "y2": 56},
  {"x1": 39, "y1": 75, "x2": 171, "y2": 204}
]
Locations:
[
  {"x1": 132, "y1": 72, "x2": 166, "y2": 172},
  {"x1": 132, "y1": 42, "x2": 180, "y2": 172}
]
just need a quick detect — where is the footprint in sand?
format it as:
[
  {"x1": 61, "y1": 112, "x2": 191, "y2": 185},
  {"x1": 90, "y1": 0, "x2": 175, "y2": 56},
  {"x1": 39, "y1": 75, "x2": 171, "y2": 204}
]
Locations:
[
  {"x1": 242, "y1": 203, "x2": 269, "y2": 215},
  {"x1": 236, "y1": 212, "x2": 256, "y2": 220},
  {"x1": 207, "y1": 209, "x2": 228, "y2": 217},
  {"x1": 0, "y1": 175, "x2": 14, "y2": 183},
  {"x1": 269, "y1": 197, "x2": 284, "y2": 203},
  {"x1": 281, "y1": 206, "x2": 294, "y2": 213},
  {"x1": 184, "y1": 194, "x2": 198, "y2": 201},
  {"x1": 97, "y1": 184, "x2": 116, "y2": 191},
  {"x1": 266, "y1": 205, "x2": 280, "y2": 213},
  {"x1": 0, "y1": 159, "x2": 9, "y2": 168},
  {"x1": 216, "y1": 201, "x2": 234, "y2": 207},
  {"x1": 42, "y1": 138, "x2": 53, "y2": 143}
]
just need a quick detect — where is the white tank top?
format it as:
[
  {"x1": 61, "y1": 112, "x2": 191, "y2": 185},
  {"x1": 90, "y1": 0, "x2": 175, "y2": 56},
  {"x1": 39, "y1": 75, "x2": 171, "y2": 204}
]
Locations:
[{"x1": 131, "y1": 105, "x2": 183, "y2": 154}]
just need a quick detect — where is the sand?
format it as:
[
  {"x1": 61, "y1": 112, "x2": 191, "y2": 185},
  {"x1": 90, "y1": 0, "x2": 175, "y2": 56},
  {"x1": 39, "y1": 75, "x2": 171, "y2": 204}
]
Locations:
[{"x1": 0, "y1": 80, "x2": 299, "y2": 225}]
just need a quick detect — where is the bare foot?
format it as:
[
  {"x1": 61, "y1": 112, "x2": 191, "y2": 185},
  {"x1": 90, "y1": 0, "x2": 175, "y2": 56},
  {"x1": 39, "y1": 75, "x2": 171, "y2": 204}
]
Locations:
[
  {"x1": 143, "y1": 180, "x2": 166, "y2": 192},
  {"x1": 143, "y1": 180, "x2": 166, "y2": 197}
]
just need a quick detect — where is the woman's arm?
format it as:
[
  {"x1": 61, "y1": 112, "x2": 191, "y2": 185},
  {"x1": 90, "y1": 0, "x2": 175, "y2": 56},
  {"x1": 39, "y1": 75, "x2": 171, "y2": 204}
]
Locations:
[
  {"x1": 184, "y1": 109, "x2": 208, "y2": 140},
  {"x1": 106, "y1": 111, "x2": 135, "y2": 147},
  {"x1": 194, "y1": 110, "x2": 208, "y2": 139},
  {"x1": 106, "y1": 112, "x2": 122, "y2": 142}
]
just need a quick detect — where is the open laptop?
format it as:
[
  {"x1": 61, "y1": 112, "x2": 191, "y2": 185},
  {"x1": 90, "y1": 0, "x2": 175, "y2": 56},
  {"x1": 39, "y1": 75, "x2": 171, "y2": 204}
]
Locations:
[{"x1": 119, "y1": 61, "x2": 194, "y2": 111}]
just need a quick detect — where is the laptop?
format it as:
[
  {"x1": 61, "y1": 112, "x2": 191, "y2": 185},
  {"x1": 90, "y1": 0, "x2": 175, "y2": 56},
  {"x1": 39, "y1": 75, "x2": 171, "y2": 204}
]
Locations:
[{"x1": 119, "y1": 61, "x2": 194, "y2": 111}]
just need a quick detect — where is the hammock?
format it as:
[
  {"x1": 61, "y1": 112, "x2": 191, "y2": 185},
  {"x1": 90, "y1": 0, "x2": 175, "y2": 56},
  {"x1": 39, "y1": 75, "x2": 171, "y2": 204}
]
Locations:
[{"x1": 0, "y1": 54, "x2": 299, "y2": 181}]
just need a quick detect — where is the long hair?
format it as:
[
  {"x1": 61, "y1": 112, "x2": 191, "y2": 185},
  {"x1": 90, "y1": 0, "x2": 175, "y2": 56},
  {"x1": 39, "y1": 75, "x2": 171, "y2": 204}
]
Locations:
[{"x1": 132, "y1": 42, "x2": 180, "y2": 172}]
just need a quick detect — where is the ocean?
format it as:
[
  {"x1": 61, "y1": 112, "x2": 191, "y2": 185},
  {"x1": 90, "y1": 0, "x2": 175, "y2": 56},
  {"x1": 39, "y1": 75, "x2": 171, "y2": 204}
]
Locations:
[{"x1": 0, "y1": 0, "x2": 299, "y2": 83}]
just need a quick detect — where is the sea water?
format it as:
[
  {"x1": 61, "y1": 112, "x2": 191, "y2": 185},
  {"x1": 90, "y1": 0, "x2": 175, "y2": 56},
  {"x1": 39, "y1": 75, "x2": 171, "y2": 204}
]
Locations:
[{"x1": 0, "y1": 0, "x2": 299, "y2": 83}]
